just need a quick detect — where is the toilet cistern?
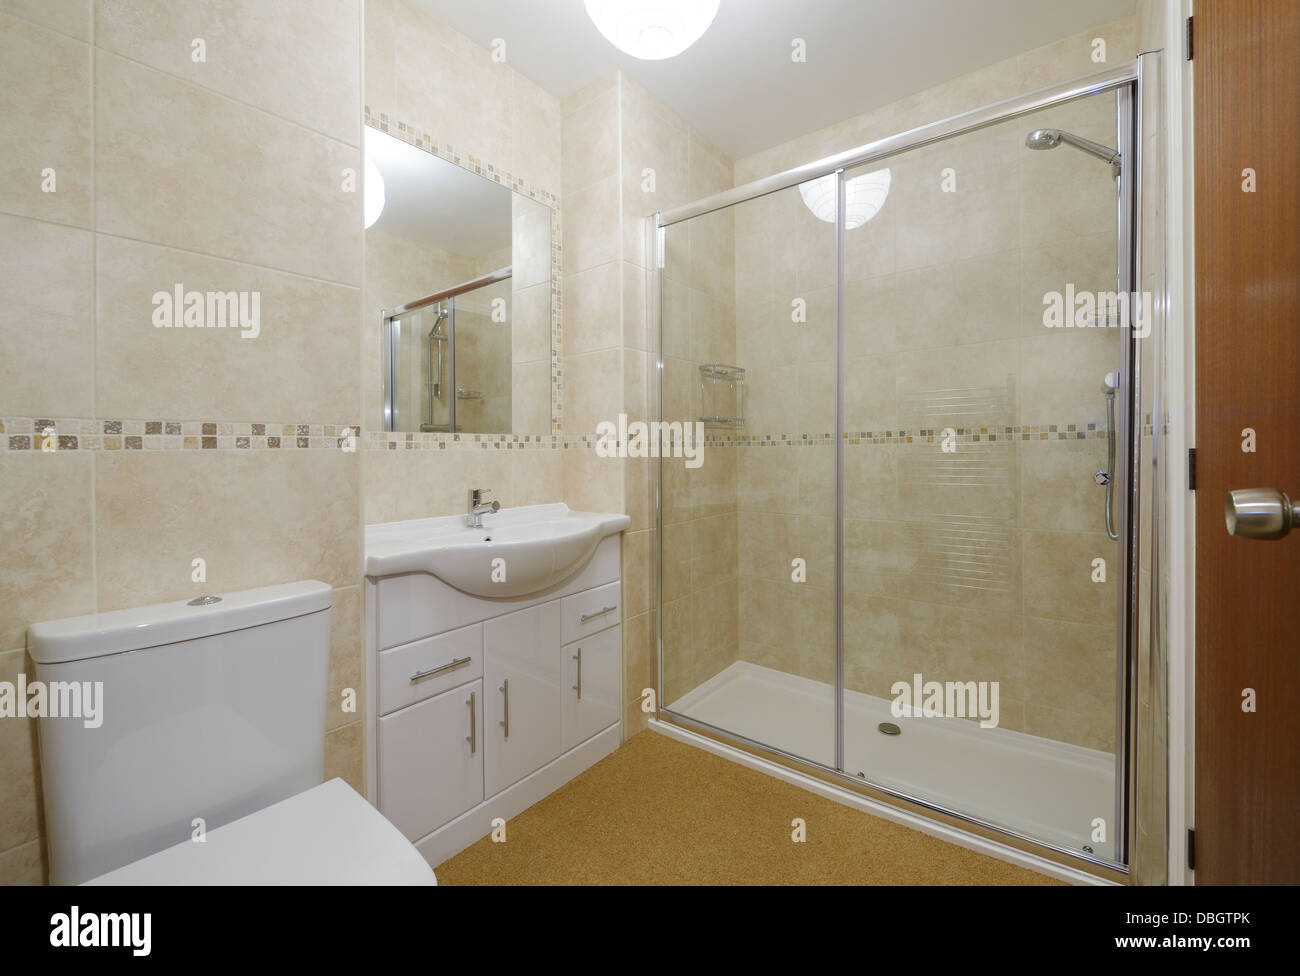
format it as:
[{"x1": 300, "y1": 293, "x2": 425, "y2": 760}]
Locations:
[{"x1": 467, "y1": 487, "x2": 500, "y2": 528}]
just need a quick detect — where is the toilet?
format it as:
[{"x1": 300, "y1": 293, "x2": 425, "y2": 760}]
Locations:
[{"x1": 28, "y1": 580, "x2": 435, "y2": 885}]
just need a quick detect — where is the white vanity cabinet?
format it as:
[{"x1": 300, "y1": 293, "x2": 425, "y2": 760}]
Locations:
[{"x1": 365, "y1": 524, "x2": 626, "y2": 868}]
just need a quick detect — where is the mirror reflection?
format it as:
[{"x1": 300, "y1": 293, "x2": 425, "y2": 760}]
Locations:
[{"x1": 366, "y1": 125, "x2": 552, "y2": 434}]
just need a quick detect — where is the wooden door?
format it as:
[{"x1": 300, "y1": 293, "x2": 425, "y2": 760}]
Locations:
[{"x1": 1193, "y1": 0, "x2": 1300, "y2": 883}]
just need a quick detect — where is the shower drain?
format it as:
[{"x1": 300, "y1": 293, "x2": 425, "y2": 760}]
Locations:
[{"x1": 877, "y1": 722, "x2": 901, "y2": 736}]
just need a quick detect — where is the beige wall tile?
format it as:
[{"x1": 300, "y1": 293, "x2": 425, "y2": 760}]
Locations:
[
  {"x1": 563, "y1": 347, "x2": 621, "y2": 435},
  {"x1": 327, "y1": 585, "x2": 362, "y2": 732},
  {"x1": 562, "y1": 442, "x2": 622, "y2": 514},
  {"x1": 1021, "y1": 529, "x2": 1118, "y2": 626},
  {"x1": 0, "y1": 838, "x2": 44, "y2": 885},
  {"x1": 0, "y1": 452, "x2": 96, "y2": 651},
  {"x1": 0, "y1": 214, "x2": 92, "y2": 416},
  {"x1": 0, "y1": 649, "x2": 42, "y2": 852},
  {"x1": 95, "y1": 0, "x2": 360, "y2": 144},
  {"x1": 324, "y1": 720, "x2": 363, "y2": 793},
  {"x1": 95, "y1": 53, "x2": 361, "y2": 285},
  {"x1": 96, "y1": 236, "x2": 361, "y2": 421},
  {"x1": 0, "y1": 0, "x2": 89, "y2": 38},
  {"x1": 0, "y1": 14, "x2": 91, "y2": 226},
  {"x1": 94, "y1": 450, "x2": 360, "y2": 610},
  {"x1": 563, "y1": 262, "x2": 620, "y2": 355},
  {"x1": 563, "y1": 176, "x2": 620, "y2": 274}
]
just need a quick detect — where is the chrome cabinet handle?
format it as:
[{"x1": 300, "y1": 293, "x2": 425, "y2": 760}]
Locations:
[
  {"x1": 1226, "y1": 488, "x2": 1298, "y2": 540},
  {"x1": 499, "y1": 678, "x2": 509, "y2": 739},
  {"x1": 580, "y1": 605, "x2": 617, "y2": 624},
  {"x1": 572, "y1": 647, "x2": 582, "y2": 699},
  {"x1": 465, "y1": 692, "x2": 476, "y2": 754},
  {"x1": 410, "y1": 655, "x2": 471, "y2": 683}
]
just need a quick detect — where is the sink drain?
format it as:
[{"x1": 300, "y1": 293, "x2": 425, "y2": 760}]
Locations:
[{"x1": 878, "y1": 722, "x2": 901, "y2": 736}]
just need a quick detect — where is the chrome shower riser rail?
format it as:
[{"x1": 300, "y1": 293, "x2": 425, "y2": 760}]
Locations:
[{"x1": 657, "y1": 61, "x2": 1138, "y2": 228}]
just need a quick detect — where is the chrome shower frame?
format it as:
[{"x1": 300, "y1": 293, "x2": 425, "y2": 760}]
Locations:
[{"x1": 650, "y1": 55, "x2": 1169, "y2": 884}]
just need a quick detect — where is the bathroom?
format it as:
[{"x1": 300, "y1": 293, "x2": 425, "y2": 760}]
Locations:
[{"x1": 0, "y1": 0, "x2": 1296, "y2": 915}]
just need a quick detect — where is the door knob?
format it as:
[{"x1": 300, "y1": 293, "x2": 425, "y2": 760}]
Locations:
[{"x1": 1225, "y1": 488, "x2": 1298, "y2": 540}]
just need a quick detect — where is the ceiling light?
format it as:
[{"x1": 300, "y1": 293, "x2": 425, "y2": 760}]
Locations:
[
  {"x1": 798, "y1": 169, "x2": 892, "y2": 229},
  {"x1": 584, "y1": 0, "x2": 720, "y2": 60},
  {"x1": 364, "y1": 156, "x2": 386, "y2": 230}
]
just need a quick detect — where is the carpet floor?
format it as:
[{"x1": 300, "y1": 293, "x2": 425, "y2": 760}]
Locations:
[{"x1": 434, "y1": 730, "x2": 1061, "y2": 885}]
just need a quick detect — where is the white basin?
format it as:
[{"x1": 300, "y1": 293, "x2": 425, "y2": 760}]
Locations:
[{"x1": 365, "y1": 503, "x2": 630, "y2": 597}]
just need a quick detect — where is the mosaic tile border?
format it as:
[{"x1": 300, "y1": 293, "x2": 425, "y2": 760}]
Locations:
[
  {"x1": 363, "y1": 110, "x2": 563, "y2": 434},
  {"x1": 1, "y1": 418, "x2": 360, "y2": 452}
]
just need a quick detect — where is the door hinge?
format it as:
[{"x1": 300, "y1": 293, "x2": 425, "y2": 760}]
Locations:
[
  {"x1": 1185, "y1": 15, "x2": 1194, "y2": 60},
  {"x1": 1188, "y1": 447, "x2": 1197, "y2": 490},
  {"x1": 1187, "y1": 827, "x2": 1196, "y2": 869}
]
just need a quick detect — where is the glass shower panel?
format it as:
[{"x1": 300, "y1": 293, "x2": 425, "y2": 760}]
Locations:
[
  {"x1": 838, "y1": 91, "x2": 1124, "y2": 859},
  {"x1": 659, "y1": 183, "x2": 838, "y2": 763}
]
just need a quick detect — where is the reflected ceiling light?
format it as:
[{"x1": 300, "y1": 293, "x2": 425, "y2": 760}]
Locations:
[
  {"x1": 798, "y1": 169, "x2": 892, "y2": 229},
  {"x1": 364, "y1": 156, "x2": 386, "y2": 229},
  {"x1": 584, "y1": 0, "x2": 720, "y2": 60}
]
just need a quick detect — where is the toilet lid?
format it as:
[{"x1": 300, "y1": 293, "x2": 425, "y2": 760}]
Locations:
[{"x1": 84, "y1": 779, "x2": 437, "y2": 886}]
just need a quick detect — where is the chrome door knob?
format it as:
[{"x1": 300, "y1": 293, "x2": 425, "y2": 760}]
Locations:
[
  {"x1": 1225, "y1": 488, "x2": 1298, "y2": 540},
  {"x1": 1094, "y1": 470, "x2": 1111, "y2": 486}
]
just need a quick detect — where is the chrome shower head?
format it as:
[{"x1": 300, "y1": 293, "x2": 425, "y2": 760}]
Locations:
[
  {"x1": 1025, "y1": 128, "x2": 1063, "y2": 150},
  {"x1": 1025, "y1": 127, "x2": 1122, "y2": 175}
]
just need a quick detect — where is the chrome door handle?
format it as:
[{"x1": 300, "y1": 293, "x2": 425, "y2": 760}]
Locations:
[
  {"x1": 580, "y1": 605, "x2": 617, "y2": 623},
  {"x1": 410, "y1": 656, "x2": 472, "y2": 683},
  {"x1": 1226, "y1": 488, "x2": 1298, "y2": 540},
  {"x1": 572, "y1": 647, "x2": 582, "y2": 699},
  {"x1": 499, "y1": 678, "x2": 509, "y2": 739},
  {"x1": 465, "y1": 691, "x2": 476, "y2": 754}
]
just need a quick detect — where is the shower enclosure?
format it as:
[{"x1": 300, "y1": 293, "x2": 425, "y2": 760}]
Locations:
[
  {"x1": 651, "y1": 57, "x2": 1165, "y2": 879},
  {"x1": 382, "y1": 267, "x2": 513, "y2": 433}
]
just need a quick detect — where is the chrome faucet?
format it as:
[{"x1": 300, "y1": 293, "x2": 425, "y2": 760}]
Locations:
[{"x1": 467, "y1": 488, "x2": 500, "y2": 528}]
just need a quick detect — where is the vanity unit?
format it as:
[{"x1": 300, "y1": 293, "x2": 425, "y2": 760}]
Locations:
[{"x1": 364, "y1": 503, "x2": 630, "y2": 867}]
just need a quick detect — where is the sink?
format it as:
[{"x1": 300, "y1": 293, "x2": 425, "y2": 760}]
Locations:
[{"x1": 365, "y1": 503, "x2": 630, "y2": 597}]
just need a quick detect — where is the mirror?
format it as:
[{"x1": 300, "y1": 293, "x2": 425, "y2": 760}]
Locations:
[{"x1": 365, "y1": 125, "x2": 553, "y2": 434}]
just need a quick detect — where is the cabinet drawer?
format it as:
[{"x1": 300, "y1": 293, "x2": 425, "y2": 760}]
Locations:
[
  {"x1": 560, "y1": 580, "x2": 621, "y2": 644},
  {"x1": 562, "y1": 624, "x2": 621, "y2": 752},
  {"x1": 378, "y1": 624, "x2": 482, "y2": 716},
  {"x1": 377, "y1": 680, "x2": 484, "y2": 842}
]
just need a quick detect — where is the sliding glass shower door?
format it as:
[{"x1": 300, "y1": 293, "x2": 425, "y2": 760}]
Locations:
[{"x1": 656, "y1": 68, "x2": 1141, "y2": 870}]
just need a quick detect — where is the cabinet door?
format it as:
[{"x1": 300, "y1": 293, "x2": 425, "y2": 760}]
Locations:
[
  {"x1": 562, "y1": 624, "x2": 622, "y2": 752},
  {"x1": 484, "y1": 601, "x2": 562, "y2": 797},
  {"x1": 377, "y1": 680, "x2": 483, "y2": 842}
]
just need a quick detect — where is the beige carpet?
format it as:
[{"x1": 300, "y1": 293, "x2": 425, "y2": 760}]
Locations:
[{"x1": 435, "y1": 731, "x2": 1060, "y2": 885}]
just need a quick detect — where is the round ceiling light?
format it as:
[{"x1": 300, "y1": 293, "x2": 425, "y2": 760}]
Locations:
[
  {"x1": 584, "y1": 0, "x2": 721, "y2": 60},
  {"x1": 364, "y1": 156, "x2": 386, "y2": 229},
  {"x1": 797, "y1": 169, "x2": 892, "y2": 230}
]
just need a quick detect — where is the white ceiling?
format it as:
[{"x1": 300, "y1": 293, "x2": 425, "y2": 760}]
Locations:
[
  {"x1": 410, "y1": 0, "x2": 1135, "y2": 159},
  {"x1": 366, "y1": 126, "x2": 512, "y2": 256}
]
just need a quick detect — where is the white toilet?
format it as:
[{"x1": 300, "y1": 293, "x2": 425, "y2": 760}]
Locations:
[{"x1": 28, "y1": 580, "x2": 436, "y2": 885}]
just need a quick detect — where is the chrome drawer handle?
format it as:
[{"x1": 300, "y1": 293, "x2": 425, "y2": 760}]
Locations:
[
  {"x1": 466, "y1": 692, "x2": 476, "y2": 754},
  {"x1": 410, "y1": 656, "x2": 472, "y2": 683},
  {"x1": 572, "y1": 647, "x2": 582, "y2": 699},
  {"x1": 499, "y1": 679, "x2": 509, "y2": 739},
  {"x1": 580, "y1": 605, "x2": 617, "y2": 624}
]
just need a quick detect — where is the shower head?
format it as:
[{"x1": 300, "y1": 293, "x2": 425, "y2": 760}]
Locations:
[
  {"x1": 1025, "y1": 128, "x2": 1122, "y2": 175},
  {"x1": 427, "y1": 307, "x2": 448, "y2": 340}
]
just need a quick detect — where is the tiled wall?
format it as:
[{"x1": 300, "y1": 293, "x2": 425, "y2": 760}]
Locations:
[{"x1": 0, "y1": 0, "x2": 366, "y2": 883}]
